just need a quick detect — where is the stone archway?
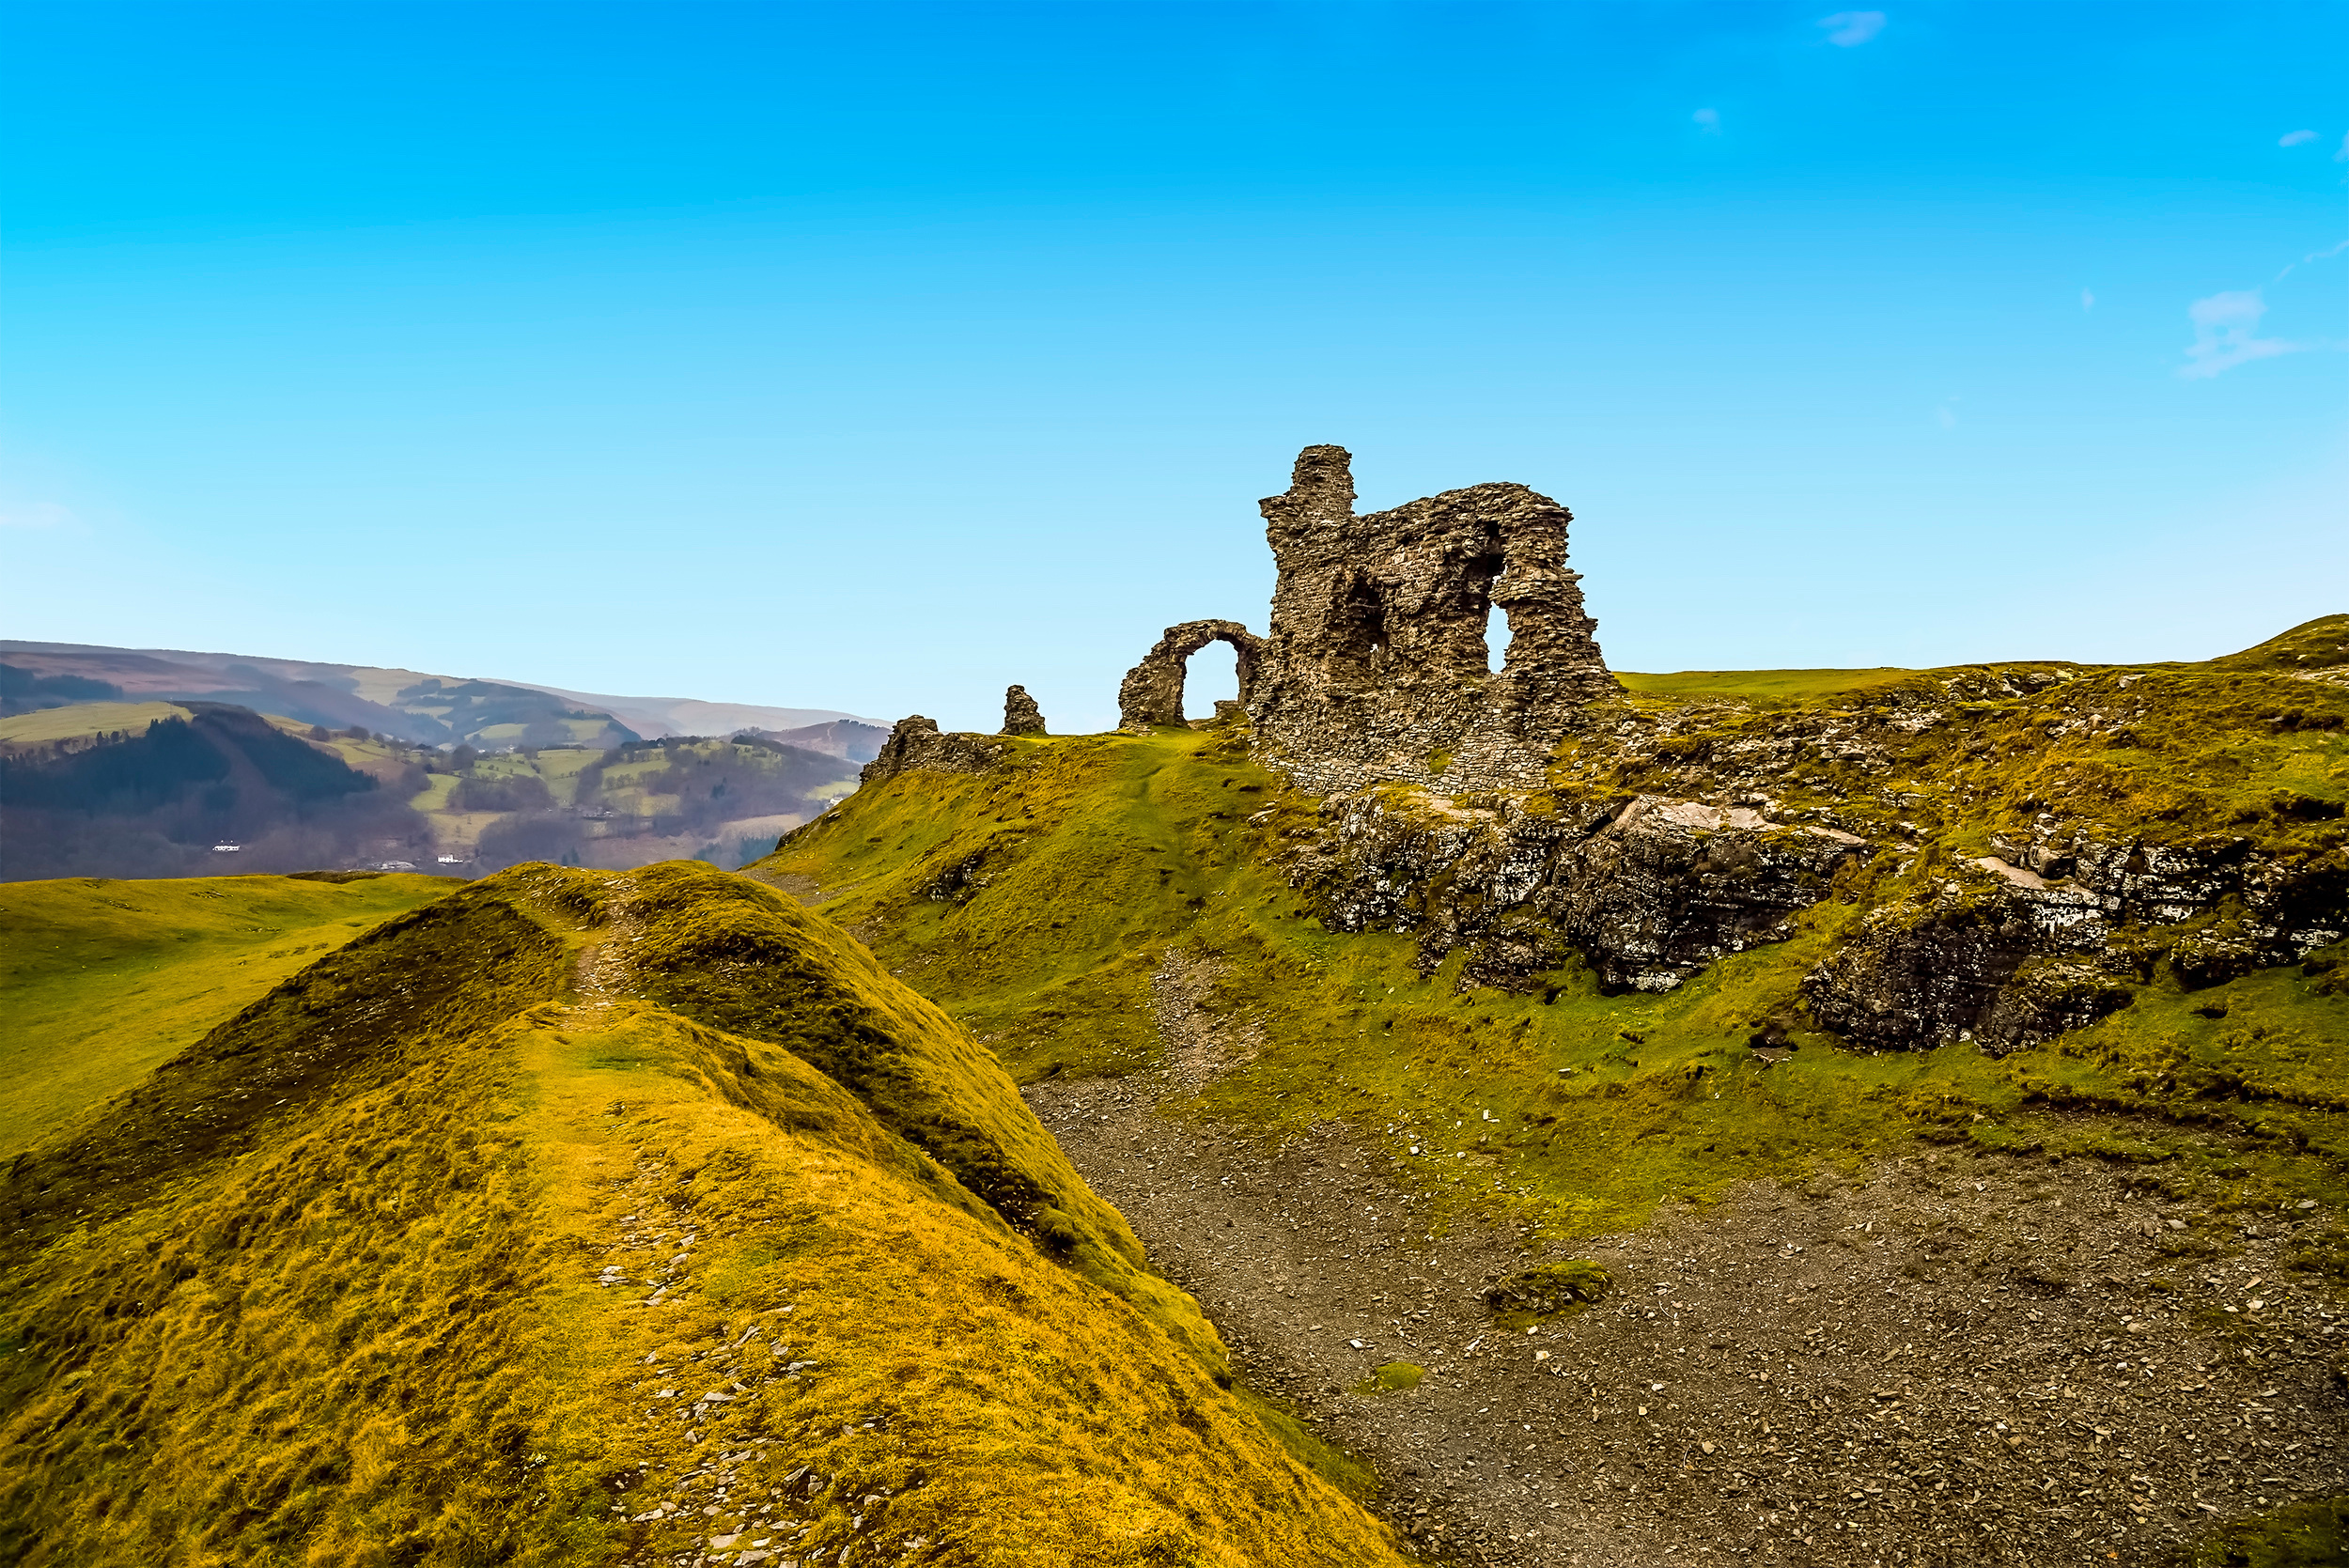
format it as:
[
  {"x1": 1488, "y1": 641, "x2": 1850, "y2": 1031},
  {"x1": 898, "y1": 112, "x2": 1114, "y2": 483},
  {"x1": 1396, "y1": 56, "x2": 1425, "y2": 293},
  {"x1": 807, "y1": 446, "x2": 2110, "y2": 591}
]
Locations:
[{"x1": 1116, "y1": 619, "x2": 1265, "y2": 729}]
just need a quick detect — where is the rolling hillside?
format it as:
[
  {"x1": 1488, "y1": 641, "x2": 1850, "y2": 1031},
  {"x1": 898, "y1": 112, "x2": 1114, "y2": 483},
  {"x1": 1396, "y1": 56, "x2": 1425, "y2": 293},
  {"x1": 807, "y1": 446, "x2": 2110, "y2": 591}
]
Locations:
[
  {"x1": 0, "y1": 863, "x2": 1406, "y2": 1567},
  {"x1": 1, "y1": 640, "x2": 871, "y2": 750},
  {"x1": 2, "y1": 711, "x2": 867, "y2": 881},
  {"x1": 751, "y1": 622, "x2": 2349, "y2": 1566},
  {"x1": 0, "y1": 872, "x2": 457, "y2": 1156}
]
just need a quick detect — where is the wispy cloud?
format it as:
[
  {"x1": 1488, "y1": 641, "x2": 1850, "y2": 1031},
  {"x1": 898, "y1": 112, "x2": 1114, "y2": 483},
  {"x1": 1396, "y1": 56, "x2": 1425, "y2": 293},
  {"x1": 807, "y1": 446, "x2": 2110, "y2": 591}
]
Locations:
[
  {"x1": 1817, "y1": 10, "x2": 1887, "y2": 47},
  {"x1": 2179, "y1": 289, "x2": 2300, "y2": 379},
  {"x1": 2274, "y1": 236, "x2": 2349, "y2": 286},
  {"x1": 1691, "y1": 107, "x2": 1720, "y2": 132},
  {"x1": 2338, "y1": 132, "x2": 2349, "y2": 163},
  {"x1": 1935, "y1": 397, "x2": 1960, "y2": 429},
  {"x1": 2279, "y1": 129, "x2": 2318, "y2": 147},
  {"x1": 2080, "y1": 287, "x2": 2095, "y2": 312}
]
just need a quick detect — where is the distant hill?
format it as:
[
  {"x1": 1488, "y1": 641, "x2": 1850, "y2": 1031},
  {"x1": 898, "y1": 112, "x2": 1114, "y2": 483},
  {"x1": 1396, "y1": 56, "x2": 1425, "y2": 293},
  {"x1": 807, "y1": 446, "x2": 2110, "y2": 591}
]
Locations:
[
  {"x1": 0, "y1": 703, "x2": 419, "y2": 879},
  {"x1": 754, "y1": 717, "x2": 892, "y2": 765},
  {"x1": 0, "y1": 700, "x2": 865, "y2": 880},
  {"x1": 506, "y1": 681, "x2": 871, "y2": 743},
  {"x1": 0, "y1": 641, "x2": 874, "y2": 750}
]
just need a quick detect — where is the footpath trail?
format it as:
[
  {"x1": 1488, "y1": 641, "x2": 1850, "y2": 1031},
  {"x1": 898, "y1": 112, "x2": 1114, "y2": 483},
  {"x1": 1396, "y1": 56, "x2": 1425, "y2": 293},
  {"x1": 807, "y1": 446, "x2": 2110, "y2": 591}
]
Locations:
[
  {"x1": 1022, "y1": 961, "x2": 2349, "y2": 1568},
  {"x1": 539, "y1": 875, "x2": 833, "y2": 1568}
]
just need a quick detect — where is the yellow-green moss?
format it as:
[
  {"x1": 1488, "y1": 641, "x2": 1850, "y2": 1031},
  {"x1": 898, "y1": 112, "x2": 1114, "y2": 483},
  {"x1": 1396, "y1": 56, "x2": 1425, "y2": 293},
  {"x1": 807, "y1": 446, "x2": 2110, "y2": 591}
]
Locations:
[
  {"x1": 754, "y1": 698, "x2": 2349, "y2": 1243},
  {"x1": 0, "y1": 862, "x2": 1408, "y2": 1567},
  {"x1": 1351, "y1": 1362, "x2": 1424, "y2": 1395}
]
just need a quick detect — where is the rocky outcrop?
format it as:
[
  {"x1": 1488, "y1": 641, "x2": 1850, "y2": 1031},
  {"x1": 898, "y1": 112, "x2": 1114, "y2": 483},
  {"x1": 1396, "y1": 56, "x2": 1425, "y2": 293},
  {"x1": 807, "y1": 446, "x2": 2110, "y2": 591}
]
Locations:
[
  {"x1": 1247, "y1": 445, "x2": 1619, "y2": 796},
  {"x1": 859, "y1": 716, "x2": 1004, "y2": 784},
  {"x1": 1801, "y1": 831, "x2": 2346, "y2": 1051},
  {"x1": 1117, "y1": 621, "x2": 1265, "y2": 730},
  {"x1": 1288, "y1": 785, "x2": 1868, "y2": 994},
  {"x1": 1003, "y1": 685, "x2": 1046, "y2": 736}
]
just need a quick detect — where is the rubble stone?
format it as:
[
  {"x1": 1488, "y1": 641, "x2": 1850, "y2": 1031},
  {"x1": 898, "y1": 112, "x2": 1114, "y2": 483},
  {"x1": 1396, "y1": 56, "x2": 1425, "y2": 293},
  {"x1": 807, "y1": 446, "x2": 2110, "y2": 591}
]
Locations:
[
  {"x1": 1291, "y1": 785, "x2": 1867, "y2": 994},
  {"x1": 859, "y1": 716, "x2": 1003, "y2": 785}
]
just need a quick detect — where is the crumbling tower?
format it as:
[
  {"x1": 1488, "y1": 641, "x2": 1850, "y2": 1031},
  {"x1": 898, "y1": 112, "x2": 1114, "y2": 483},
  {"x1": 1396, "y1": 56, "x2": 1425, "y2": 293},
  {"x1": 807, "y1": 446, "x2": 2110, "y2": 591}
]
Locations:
[{"x1": 1245, "y1": 444, "x2": 1617, "y2": 794}]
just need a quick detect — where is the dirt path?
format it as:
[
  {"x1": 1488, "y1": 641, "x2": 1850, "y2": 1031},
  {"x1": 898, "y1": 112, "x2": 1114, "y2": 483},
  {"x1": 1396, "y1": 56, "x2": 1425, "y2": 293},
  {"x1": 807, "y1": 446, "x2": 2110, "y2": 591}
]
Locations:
[{"x1": 1024, "y1": 983, "x2": 2349, "y2": 1566}]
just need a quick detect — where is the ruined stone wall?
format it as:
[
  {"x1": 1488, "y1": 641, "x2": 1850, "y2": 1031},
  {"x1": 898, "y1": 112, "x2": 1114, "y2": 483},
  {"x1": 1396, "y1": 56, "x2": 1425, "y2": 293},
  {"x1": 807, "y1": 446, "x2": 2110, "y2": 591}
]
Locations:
[
  {"x1": 1246, "y1": 445, "x2": 1618, "y2": 795},
  {"x1": 859, "y1": 716, "x2": 1005, "y2": 785},
  {"x1": 1002, "y1": 685, "x2": 1046, "y2": 736},
  {"x1": 1117, "y1": 620, "x2": 1265, "y2": 730}
]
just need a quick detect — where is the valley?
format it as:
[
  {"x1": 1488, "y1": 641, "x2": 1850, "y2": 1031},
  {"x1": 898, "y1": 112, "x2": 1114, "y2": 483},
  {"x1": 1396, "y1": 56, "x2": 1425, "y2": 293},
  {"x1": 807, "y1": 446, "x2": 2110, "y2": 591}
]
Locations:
[{"x1": 0, "y1": 706, "x2": 877, "y2": 882}]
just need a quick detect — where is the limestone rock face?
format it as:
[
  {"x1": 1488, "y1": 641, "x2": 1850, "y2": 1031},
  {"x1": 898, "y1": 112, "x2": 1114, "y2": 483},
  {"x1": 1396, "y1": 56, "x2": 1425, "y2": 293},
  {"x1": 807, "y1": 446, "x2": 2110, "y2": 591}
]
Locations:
[
  {"x1": 860, "y1": 716, "x2": 1004, "y2": 784},
  {"x1": 1278, "y1": 662, "x2": 2346, "y2": 1051},
  {"x1": 1117, "y1": 621, "x2": 1265, "y2": 730},
  {"x1": 1247, "y1": 445, "x2": 1619, "y2": 795},
  {"x1": 1002, "y1": 685, "x2": 1046, "y2": 737},
  {"x1": 1291, "y1": 785, "x2": 1866, "y2": 995}
]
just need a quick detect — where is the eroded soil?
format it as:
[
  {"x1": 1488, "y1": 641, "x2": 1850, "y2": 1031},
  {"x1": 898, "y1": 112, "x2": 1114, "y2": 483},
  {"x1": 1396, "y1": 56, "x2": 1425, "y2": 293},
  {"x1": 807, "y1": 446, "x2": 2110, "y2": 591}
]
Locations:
[{"x1": 1024, "y1": 988, "x2": 2349, "y2": 1566}]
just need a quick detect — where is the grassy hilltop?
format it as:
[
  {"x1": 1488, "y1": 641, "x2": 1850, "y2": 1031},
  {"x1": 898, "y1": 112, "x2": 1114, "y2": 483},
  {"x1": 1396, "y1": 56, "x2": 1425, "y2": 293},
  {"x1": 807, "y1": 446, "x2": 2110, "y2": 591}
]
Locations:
[
  {"x1": 756, "y1": 622, "x2": 2349, "y2": 1241},
  {"x1": 0, "y1": 872, "x2": 456, "y2": 1157},
  {"x1": 0, "y1": 864, "x2": 1404, "y2": 1568}
]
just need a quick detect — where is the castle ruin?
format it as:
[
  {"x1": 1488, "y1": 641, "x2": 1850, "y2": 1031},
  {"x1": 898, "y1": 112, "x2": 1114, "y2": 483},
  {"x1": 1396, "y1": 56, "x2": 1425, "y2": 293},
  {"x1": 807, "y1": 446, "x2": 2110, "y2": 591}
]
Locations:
[
  {"x1": 1245, "y1": 445, "x2": 1617, "y2": 794},
  {"x1": 867, "y1": 444, "x2": 1616, "y2": 792}
]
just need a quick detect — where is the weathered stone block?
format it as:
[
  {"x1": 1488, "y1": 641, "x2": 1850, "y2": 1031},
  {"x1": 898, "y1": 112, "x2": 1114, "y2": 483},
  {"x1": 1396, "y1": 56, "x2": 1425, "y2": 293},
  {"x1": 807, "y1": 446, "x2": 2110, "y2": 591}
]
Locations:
[{"x1": 1002, "y1": 685, "x2": 1047, "y2": 736}]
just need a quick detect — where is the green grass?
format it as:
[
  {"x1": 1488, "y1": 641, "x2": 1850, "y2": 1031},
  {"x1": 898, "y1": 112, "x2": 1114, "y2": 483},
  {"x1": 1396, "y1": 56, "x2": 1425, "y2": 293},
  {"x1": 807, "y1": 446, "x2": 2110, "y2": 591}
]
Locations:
[
  {"x1": 0, "y1": 872, "x2": 458, "y2": 1157},
  {"x1": 1351, "y1": 1362, "x2": 1423, "y2": 1395},
  {"x1": 0, "y1": 701, "x2": 192, "y2": 745},
  {"x1": 1616, "y1": 667, "x2": 1919, "y2": 702},
  {"x1": 756, "y1": 676, "x2": 2349, "y2": 1241},
  {"x1": 0, "y1": 862, "x2": 1408, "y2": 1567}
]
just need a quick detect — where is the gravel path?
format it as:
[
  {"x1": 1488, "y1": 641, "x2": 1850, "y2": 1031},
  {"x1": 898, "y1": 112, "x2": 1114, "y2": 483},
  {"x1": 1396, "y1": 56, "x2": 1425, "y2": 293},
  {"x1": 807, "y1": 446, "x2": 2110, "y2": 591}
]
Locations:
[{"x1": 1023, "y1": 964, "x2": 2349, "y2": 1567}]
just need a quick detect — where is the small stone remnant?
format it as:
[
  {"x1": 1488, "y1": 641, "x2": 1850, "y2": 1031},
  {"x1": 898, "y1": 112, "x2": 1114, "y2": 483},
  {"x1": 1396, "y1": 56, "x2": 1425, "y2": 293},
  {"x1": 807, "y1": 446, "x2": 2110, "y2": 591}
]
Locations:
[
  {"x1": 858, "y1": 716, "x2": 1005, "y2": 785},
  {"x1": 1248, "y1": 443, "x2": 1619, "y2": 794},
  {"x1": 1001, "y1": 684, "x2": 1046, "y2": 736},
  {"x1": 1117, "y1": 620, "x2": 1266, "y2": 730}
]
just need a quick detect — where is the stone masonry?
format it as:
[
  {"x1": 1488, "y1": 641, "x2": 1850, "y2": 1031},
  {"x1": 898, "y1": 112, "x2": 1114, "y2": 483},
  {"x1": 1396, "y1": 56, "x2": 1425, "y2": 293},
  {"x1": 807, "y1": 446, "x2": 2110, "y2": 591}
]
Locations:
[
  {"x1": 1002, "y1": 685, "x2": 1046, "y2": 736},
  {"x1": 1116, "y1": 621, "x2": 1266, "y2": 730},
  {"x1": 1247, "y1": 444, "x2": 1618, "y2": 795}
]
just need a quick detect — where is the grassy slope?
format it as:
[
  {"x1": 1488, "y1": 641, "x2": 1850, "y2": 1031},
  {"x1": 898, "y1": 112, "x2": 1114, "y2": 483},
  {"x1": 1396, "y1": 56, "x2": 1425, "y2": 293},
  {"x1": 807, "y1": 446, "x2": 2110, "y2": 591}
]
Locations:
[
  {"x1": 755, "y1": 663, "x2": 2349, "y2": 1244},
  {"x1": 0, "y1": 873, "x2": 458, "y2": 1156},
  {"x1": 0, "y1": 702, "x2": 193, "y2": 745},
  {"x1": 0, "y1": 862, "x2": 1404, "y2": 1567},
  {"x1": 1616, "y1": 667, "x2": 1916, "y2": 702}
]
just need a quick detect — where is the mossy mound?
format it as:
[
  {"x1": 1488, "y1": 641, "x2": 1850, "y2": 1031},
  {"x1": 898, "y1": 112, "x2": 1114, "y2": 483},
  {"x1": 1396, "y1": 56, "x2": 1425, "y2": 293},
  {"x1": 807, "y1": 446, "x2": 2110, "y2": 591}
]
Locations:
[
  {"x1": 1351, "y1": 1361, "x2": 1424, "y2": 1395},
  {"x1": 0, "y1": 862, "x2": 1406, "y2": 1567},
  {"x1": 1482, "y1": 1260, "x2": 1612, "y2": 1326},
  {"x1": 2189, "y1": 1493, "x2": 2349, "y2": 1566}
]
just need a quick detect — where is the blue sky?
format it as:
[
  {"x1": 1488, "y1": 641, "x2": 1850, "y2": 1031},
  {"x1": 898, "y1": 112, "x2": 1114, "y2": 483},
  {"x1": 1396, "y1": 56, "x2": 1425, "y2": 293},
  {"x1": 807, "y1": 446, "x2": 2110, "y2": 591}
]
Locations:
[{"x1": 4, "y1": 1, "x2": 2343, "y2": 732}]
